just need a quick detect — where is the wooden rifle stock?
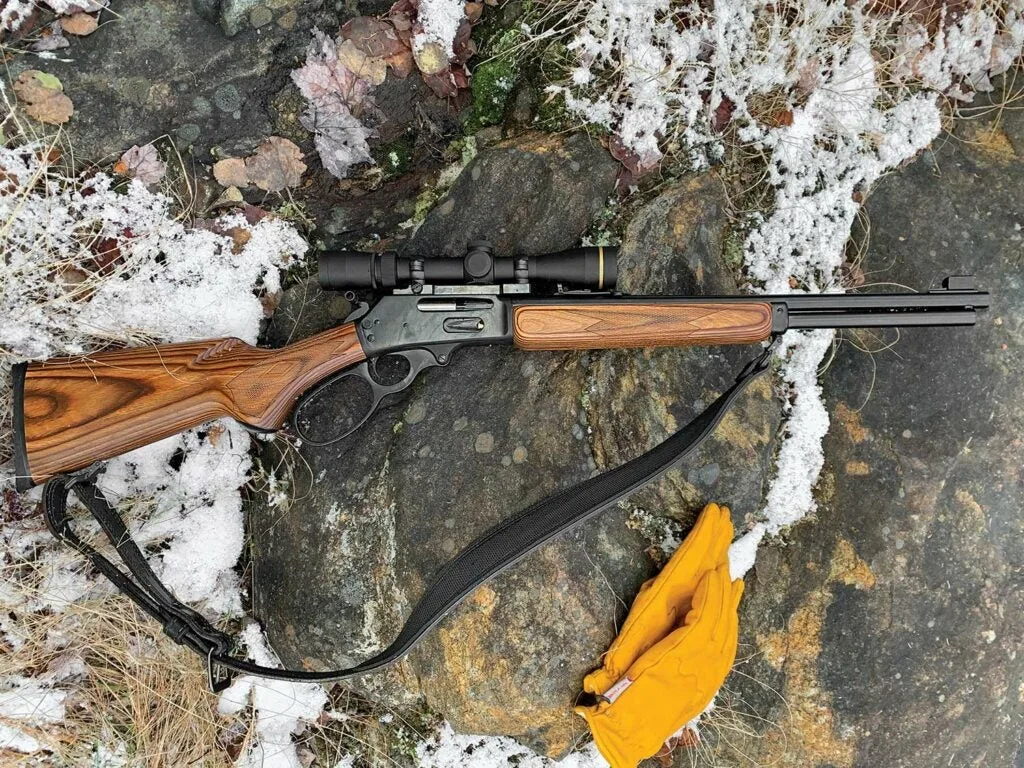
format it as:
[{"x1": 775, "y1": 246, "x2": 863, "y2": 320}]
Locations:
[
  {"x1": 13, "y1": 300, "x2": 777, "y2": 489},
  {"x1": 14, "y1": 324, "x2": 365, "y2": 489},
  {"x1": 512, "y1": 301, "x2": 774, "y2": 350}
]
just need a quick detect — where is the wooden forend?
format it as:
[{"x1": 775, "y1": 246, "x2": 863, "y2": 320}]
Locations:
[
  {"x1": 512, "y1": 302, "x2": 774, "y2": 350},
  {"x1": 18, "y1": 323, "x2": 365, "y2": 485}
]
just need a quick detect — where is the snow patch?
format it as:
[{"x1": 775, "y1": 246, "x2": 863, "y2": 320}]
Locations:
[
  {"x1": 417, "y1": 722, "x2": 608, "y2": 768},
  {"x1": 414, "y1": 0, "x2": 465, "y2": 57},
  {"x1": 0, "y1": 142, "x2": 304, "y2": 756},
  {"x1": 218, "y1": 623, "x2": 330, "y2": 768}
]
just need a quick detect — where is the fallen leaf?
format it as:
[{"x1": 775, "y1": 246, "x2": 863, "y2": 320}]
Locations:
[
  {"x1": 451, "y1": 19, "x2": 475, "y2": 65},
  {"x1": 766, "y1": 108, "x2": 794, "y2": 128},
  {"x1": 341, "y1": 16, "x2": 406, "y2": 58},
  {"x1": 228, "y1": 227, "x2": 252, "y2": 253},
  {"x1": 61, "y1": 12, "x2": 98, "y2": 35},
  {"x1": 464, "y1": 2, "x2": 483, "y2": 23},
  {"x1": 2, "y1": 489, "x2": 35, "y2": 523},
  {"x1": 31, "y1": 21, "x2": 70, "y2": 51},
  {"x1": 300, "y1": 95, "x2": 374, "y2": 179},
  {"x1": 242, "y1": 203, "x2": 270, "y2": 225},
  {"x1": 337, "y1": 38, "x2": 387, "y2": 86},
  {"x1": 114, "y1": 144, "x2": 166, "y2": 185},
  {"x1": 413, "y1": 40, "x2": 449, "y2": 75},
  {"x1": 422, "y1": 69, "x2": 459, "y2": 98},
  {"x1": 89, "y1": 237, "x2": 121, "y2": 274},
  {"x1": 211, "y1": 185, "x2": 245, "y2": 208},
  {"x1": 213, "y1": 157, "x2": 249, "y2": 187},
  {"x1": 206, "y1": 423, "x2": 227, "y2": 447},
  {"x1": 244, "y1": 136, "x2": 307, "y2": 192},
  {"x1": 260, "y1": 290, "x2": 282, "y2": 317},
  {"x1": 385, "y1": 48, "x2": 416, "y2": 78},
  {"x1": 13, "y1": 70, "x2": 74, "y2": 125},
  {"x1": 291, "y1": 29, "x2": 372, "y2": 109},
  {"x1": 711, "y1": 96, "x2": 735, "y2": 132}
]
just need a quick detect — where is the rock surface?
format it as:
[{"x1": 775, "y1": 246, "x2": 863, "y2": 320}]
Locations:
[
  {"x1": 706, "y1": 103, "x2": 1023, "y2": 767},
  {"x1": 9, "y1": 0, "x2": 319, "y2": 161},
  {"x1": 409, "y1": 131, "x2": 620, "y2": 257},
  {"x1": 248, "y1": 151, "x2": 782, "y2": 756}
]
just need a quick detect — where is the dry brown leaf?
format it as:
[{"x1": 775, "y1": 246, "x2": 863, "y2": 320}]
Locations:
[
  {"x1": 114, "y1": 144, "x2": 166, "y2": 184},
  {"x1": 242, "y1": 203, "x2": 270, "y2": 225},
  {"x1": 228, "y1": 227, "x2": 252, "y2": 254},
  {"x1": 260, "y1": 290, "x2": 282, "y2": 317},
  {"x1": 291, "y1": 30, "x2": 372, "y2": 109},
  {"x1": 337, "y1": 39, "x2": 387, "y2": 86},
  {"x1": 61, "y1": 12, "x2": 98, "y2": 35},
  {"x1": 244, "y1": 137, "x2": 306, "y2": 192},
  {"x1": 213, "y1": 157, "x2": 249, "y2": 187},
  {"x1": 341, "y1": 16, "x2": 406, "y2": 58},
  {"x1": 211, "y1": 185, "x2": 245, "y2": 208},
  {"x1": 13, "y1": 70, "x2": 74, "y2": 125},
  {"x1": 712, "y1": 96, "x2": 735, "y2": 132},
  {"x1": 386, "y1": 48, "x2": 416, "y2": 78},
  {"x1": 413, "y1": 40, "x2": 449, "y2": 75}
]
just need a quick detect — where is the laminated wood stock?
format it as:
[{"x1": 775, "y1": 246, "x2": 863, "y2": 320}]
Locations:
[
  {"x1": 512, "y1": 301, "x2": 774, "y2": 350},
  {"x1": 16, "y1": 324, "x2": 365, "y2": 487}
]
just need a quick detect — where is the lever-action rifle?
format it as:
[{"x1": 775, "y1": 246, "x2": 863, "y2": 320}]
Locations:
[
  {"x1": 12, "y1": 242, "x2": 988, "y2": 489},
  {"x1": 11, "y1": 243, "x2": 989, "y2": 689}
]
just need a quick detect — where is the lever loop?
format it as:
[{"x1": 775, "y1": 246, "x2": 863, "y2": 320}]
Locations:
[{"x1": 290, "y1": 349, "x2": 446, "y2": 446}]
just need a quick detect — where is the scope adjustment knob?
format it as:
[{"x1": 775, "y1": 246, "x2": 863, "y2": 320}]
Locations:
[{"x1": 464, "y1": 242, "x2": 494, "y2": 283}]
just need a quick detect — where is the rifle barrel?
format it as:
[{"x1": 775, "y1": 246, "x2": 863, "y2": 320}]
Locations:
[{"x1": 775, "y1": 278, "x2": 989, "y2": 329}]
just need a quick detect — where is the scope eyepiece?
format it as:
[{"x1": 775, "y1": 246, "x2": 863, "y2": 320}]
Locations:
[{"x1": 319, "y1": 244, "x2": 618, "y2": 291}]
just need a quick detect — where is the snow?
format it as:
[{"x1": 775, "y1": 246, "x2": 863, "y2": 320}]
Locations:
[
  {"x1": 417, "y1": 723, "x2": 607, "y2": 768},
  {"x1": 0, "y1": 142, "x2": 304, "y2": 757},
  {"x1": 0, "y1": 680, "x2": 67, "y2": 723},
  {"x1": 218, "y1": 623, "x2": 330, "y2": 768},
  {"x1": 414, "y1": 0, "x2": 466, "y2": 57},
  {"x1": 0, "y1": 723, "x2": 41, "y2": 754},
  {"x1": 556, "y1": 1, "x2": 1016, "y2": 743}
]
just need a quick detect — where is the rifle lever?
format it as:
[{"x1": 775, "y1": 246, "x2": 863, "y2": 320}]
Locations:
[{"x1": 289, "y1": 348, "x2": 451, "y2": 446}]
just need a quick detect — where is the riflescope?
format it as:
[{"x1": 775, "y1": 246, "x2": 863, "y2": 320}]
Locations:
[{"x1": 319, "y1": 242, "x2": 618, "y2": 291}]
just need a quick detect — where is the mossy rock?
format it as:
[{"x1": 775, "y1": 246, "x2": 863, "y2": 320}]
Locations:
[{"x1": 466, "y1": 28, "x2": 524, "y2": 133}]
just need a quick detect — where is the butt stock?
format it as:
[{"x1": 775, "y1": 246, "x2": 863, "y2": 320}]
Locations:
[{"x1": 13, "y1": 324, "x2": 365, "y2": 490}]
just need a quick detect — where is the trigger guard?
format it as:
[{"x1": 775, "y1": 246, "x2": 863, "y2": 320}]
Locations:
[
  {"x1": 290, "y1": 348, "x2": 452, "y2": 447},
  {"x1": 367, "y1": 348, "x2": 447, "y2": 394}
]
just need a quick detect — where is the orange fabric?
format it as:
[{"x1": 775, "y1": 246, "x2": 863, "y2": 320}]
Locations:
[{"x1": 576, "y1": 503, "x2": 744, "y2": 768}]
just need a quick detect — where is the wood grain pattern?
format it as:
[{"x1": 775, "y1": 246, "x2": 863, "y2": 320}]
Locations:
[
  {"x1": 513, "y1": 302, "x2": 773, "y2": 350},
  {"x1": 21, "y1": 324, "x2": 365, "y2": 485}
]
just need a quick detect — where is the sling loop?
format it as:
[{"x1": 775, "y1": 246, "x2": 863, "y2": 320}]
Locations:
[{"x1": 41, "y1": 344, "x2": 775, "y2": 692}]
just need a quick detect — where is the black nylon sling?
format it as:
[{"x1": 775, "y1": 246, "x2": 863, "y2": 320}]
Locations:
[{"x1": 40, "y1": 345, "x2": 773, "y2": 691}]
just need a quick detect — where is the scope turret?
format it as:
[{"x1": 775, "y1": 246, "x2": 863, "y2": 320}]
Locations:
[{"x1": 319, "y1": 242, "x2": 618, "y2": 291}]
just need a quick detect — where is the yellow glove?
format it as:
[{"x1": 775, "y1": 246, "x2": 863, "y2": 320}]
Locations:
[
  {"x1": 582, "y1": 502, "x2": 734, "y2": 696},
  {"x1": 576, "y1": 504, "x2": 744, "y2": 768}
]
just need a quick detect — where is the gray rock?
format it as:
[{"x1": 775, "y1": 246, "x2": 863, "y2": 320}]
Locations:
[
  {"x1": 709, "y1": 100, "x2": 1024, "y2": 767},
  {"x1": 249, "y1": 169, "x2": 782, "y2": 756},
  {"x1": 409, "y1": 131, "x2": 620, "y2": 257},
  {"x1": 8, "y1": 0, "x2": 314, "y2": 161},
  {"x1": 220, "y1": 0, "x2": 270, "y2": 36}
]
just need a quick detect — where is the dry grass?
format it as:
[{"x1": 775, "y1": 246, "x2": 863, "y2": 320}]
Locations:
[{"x1": 0, "y1": 593, "x2": 237, "y2": 766}]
